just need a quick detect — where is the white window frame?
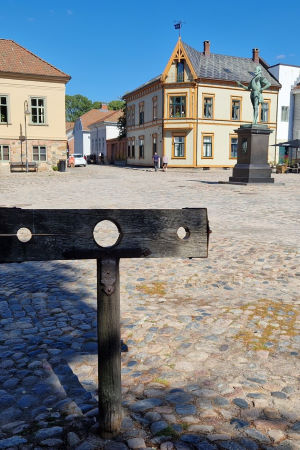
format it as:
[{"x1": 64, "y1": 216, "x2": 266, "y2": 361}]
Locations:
[{"x1": 30, "y1": 96, "x2": 47, "y2": 125}]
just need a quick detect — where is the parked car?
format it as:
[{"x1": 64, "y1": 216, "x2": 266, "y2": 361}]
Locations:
[{"x1": 72, "y1": 154, "x2": 87, "y2": 167}]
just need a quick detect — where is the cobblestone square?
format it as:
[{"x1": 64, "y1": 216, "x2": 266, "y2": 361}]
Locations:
[{"x1": 0, "y1": 166, "x2": 299, "y2": 449}]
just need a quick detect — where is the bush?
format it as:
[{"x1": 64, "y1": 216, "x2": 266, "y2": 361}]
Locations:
[{"x1": 52, "y1": 165, "x2": 58, "y2": 171}]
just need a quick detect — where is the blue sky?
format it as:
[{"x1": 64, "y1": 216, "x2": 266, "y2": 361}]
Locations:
[{"x1": 1, "y1": 0, "x2": 300, "y2": 103}]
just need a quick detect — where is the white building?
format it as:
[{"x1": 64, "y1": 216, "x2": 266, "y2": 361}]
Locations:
[
  {"x1": 88, "y1": 110, "x2": 122, "y2": 162},
  {"x1": 293, "y1": 82, "x2": 300, "y2": 139},
  {"x1": 73, "y1": 109, "x2": 113, "y2": 157},
  {"x1": 268, "y1": 64, "x2": 300, "y2": 160}
]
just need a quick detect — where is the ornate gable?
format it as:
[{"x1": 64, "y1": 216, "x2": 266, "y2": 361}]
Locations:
[{"x1": 161, "y1": 37, "x2": 197, "y2": 82}]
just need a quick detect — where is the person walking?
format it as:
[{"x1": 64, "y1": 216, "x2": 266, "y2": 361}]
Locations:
[
  {"x1": 152, "y1": 152, "x2": 160, "y2": 172},
  {"x1": 162, "y1": 155, "x2": 169, "y2": 172}
]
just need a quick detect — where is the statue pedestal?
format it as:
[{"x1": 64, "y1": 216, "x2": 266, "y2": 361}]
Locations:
[{"x1": 229, "y1": 125, "x2": 274, "y2": 183}]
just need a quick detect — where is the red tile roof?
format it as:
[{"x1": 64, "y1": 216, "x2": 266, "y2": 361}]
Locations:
[
  {"x1": 80, "y1": 109, "x2": 122, "y2": 130},
  {"x1": 66, "y1": 121, "x2": 75, "y2": 131},
  {"x1": 88, "y1": 110, "x2": 123, "y2": 128},
  {"x1": 0, "y1": 39, "x2": 70, "y2": 82}
]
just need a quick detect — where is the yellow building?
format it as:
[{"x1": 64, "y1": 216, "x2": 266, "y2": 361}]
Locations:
[
  {"x1": 0, "y1": 39, "x2": 70, "y2": 170},
  {"x1": 123, "y1": 39, "x2": 280, "y2": 168}
]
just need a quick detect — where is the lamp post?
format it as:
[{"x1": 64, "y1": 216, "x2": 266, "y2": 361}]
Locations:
[
  {"x1": 19, "y1": 124, "x2": 26, "y2": 163},
  {"x1": 24, "y1": 100, "x2": 30, "y2": 173}
]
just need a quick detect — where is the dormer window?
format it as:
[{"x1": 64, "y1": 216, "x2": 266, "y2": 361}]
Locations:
[{"x1": 177, "y1": 61, "x2": 184, "y2": 82}]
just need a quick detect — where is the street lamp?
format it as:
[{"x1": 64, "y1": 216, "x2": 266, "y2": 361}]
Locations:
[{"x1": 24, "y1": 100, "x2": 31, "y2": 173}]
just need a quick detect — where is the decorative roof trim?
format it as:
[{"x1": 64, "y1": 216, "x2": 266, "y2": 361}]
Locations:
[{"x1": 161, "y1": 37, "x2": 197, "y2": 82}]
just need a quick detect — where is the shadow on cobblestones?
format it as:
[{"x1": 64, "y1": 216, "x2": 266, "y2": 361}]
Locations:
[{"x1": 0, "y1": 260, "x2": 299, "y2": 449}]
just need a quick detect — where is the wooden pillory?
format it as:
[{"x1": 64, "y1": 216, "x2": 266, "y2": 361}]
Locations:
[{"x1": 0, "y1": 207, "x2": 209, "y2": 437}]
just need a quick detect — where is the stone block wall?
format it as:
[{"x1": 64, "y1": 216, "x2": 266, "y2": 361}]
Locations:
[{"x1": 0, "y1": 139, "x2": 67, "y2": 171}]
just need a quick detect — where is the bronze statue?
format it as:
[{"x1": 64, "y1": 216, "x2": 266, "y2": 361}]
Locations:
[{"x1": 237, "y1": 66, "x2": 271, "y2": 125}]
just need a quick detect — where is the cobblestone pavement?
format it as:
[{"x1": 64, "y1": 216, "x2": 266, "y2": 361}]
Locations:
[{"x1": 0, "y1": 166, "x2": 299, "y2": 450}]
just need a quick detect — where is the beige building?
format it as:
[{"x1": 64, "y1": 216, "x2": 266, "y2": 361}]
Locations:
[
  {"x1": 123, "y1": 39, "x2": 280, "y2": 168},
  {"x1": 0, "y1": 39, "x2": 70, "y2": 170}
]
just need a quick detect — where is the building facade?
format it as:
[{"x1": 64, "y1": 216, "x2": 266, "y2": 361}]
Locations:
[
  {"x1": 293, "y1": 83, "x2": 300, "y2": 139},
  {"x1": 268, "y1": 64, "x2": 300, "y2": 141},
  {"x1": 0, "y1": 39, "x2": 70, "y2": 170},
  {"x1": 88, "y1": 110, "x2": 122, "y2": 163},
  {"x1": 106, "y1": 137, "x2": 127, "y2": 164},
  {"x1": 123, "y1": 39, "x2": 280, "y2": 168}
]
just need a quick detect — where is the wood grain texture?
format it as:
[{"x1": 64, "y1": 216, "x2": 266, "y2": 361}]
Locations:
[
  {"x1": 97, "y1": 258, "x2": 122, "y2": 438},
  {"x1": 0, "y1": 208, "x2": 208, "y2": 262}
]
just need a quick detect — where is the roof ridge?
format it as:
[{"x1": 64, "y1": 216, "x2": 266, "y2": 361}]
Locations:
[
  {"x1": 182, "y1": 41, "x2": 256, "y2": 62},
  {"x1": 0, "y1": 39, "x2": 70, "y2": 78}
]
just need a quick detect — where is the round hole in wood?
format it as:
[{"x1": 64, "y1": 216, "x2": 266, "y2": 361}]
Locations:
[
  {"x1": 177, "y1": 226, "x2": 190, "y2": 240},
  {"x1": 16, "y1": 227, "x2": 32, "y2": 243},
  {"x1": 93, "y1": 220, "x2": 120, "y2": 248}
]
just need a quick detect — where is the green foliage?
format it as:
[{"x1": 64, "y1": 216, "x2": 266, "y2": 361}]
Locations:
[
  {"x1": 108, "y1": 100, "x2": 125, "y2": 111},
  {"x1": 93, "y1": 101, "x2": 102, "y2": 110},
  {"x1": 65, "y1": 94, "x2": 102, "y2": 122},
  {"x1": 52, "y1": 165, "x2": 58, "y2": 171},
  {"x1": 117, "y1": 102, "x2": 126, "y2": 139}
]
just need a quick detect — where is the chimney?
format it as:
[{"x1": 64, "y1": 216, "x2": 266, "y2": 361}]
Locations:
[
  {"x1": 203, "y1": 40, "x2": 210, "y2": 56},
  {"x1": 101, "y1": 103, "x2": 108, "y2": 111},
  {"x1": 252, "y1": 48, "x2": 259, "y2": 63}
]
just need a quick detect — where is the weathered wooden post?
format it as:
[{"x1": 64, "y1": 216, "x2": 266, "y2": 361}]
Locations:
[
  {"x1": 97, "y1": 257, "x2": 122, "y2": 437},
  {"x1": 0, "y1": 208, "x2": 209, "y2": 438}
]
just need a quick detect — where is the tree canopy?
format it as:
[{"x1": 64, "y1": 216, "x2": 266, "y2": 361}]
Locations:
[
  {"x1": 117, "y1": 102, "x2": 126, "y2": 139},
  {"x1": 66, "y1": 95, "x2": 102, "y2": 122},
  {"x1": 108, "y1": 100, "x2": 125, "y2": 111}
]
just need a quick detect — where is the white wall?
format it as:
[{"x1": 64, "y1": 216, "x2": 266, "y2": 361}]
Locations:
[
  {"x1": 293, "y1": 91, "x2": 300, "y2": 139},
  {"x1": 83, "y1": 132, "x2": 90, "y2": 157},
  {"x1": 89, "y1": 122, "x2": 119, "y2": 158},
  {"x1": 269, "y1": 64, "x2": 300, "y2": 142}
]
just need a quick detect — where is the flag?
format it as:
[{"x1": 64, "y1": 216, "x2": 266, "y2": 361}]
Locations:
[{"x1": 174, "y1": 23, "x2": 181, "y2": 30}]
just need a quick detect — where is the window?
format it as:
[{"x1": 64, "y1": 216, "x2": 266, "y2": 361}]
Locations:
[
  {"x1": 152, "y1": 96, "x2": 158, "y2": 120},
  {"x1": 203, "y1": 96, "x2": 213, "y2": 118},
  {"x1": 173, "y1": 135, "x2": 185, "y2": 158},
  {"x1": 230, "y1": 135, "x2": 238, "y2": 159},
  {"x1": 132, "y1": 138, "x2": 135, "y2": 159},
  {"x1": 139, "y1": 102, "x2": 144, "y2": 125},
  {"x1": 139, "y1": 137, "x2": 144, "y2": 159},
  {"x1": 169, "y1": 96, "x2": 186, "y2": 118},
  {"x1": 260, "y1": 101, "x2": 269, "y2": 122},
  {"x1": 128, "y1": 105, "x2": 135, "y2": 126},
  {"x1": 231, "y1": 98, "x2": 241, "y2": 120},
  {"x1": 281, "y1": 106, "x2": 289, "y2": 122},
  {"x1": 128, "y1": 143, "x2": 131, "y2": 158},
  {"x1": 31, "y1": 97, "x2": 46, "y2": 124},
  {"x1": 0, "y1": 96, "x2": 8, "y2": 123},
  {"x1": 33, "y1": 145, "x2": 47, "y2": 161},
  {"x1": 202, "y1": 134, "x2": 213, "y2": 158},
  {"x1": 177, "y1": 61, "x2": 184, "y2": 82},
  {"x1": 152, "y1": 134, "x2": 157, "y2": 155},
  {"x1": 0, "y1": 145, "x2": 9, "y2": 161}
]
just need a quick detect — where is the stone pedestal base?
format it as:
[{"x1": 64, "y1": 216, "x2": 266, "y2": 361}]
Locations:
[{"x1": 229, "y1": 125, "x2": 274, "y2": 184}]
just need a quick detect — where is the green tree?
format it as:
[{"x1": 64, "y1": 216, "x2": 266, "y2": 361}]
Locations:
[
  {"x1": 65, "y1": 94, "x2": 102, "y2": 122},
  {"x1": 108, "y1": 100, "x2": 125, "y2": 111},
  {"x1": 117, "y1": 102, "x2": 126, "y2": 139}
]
